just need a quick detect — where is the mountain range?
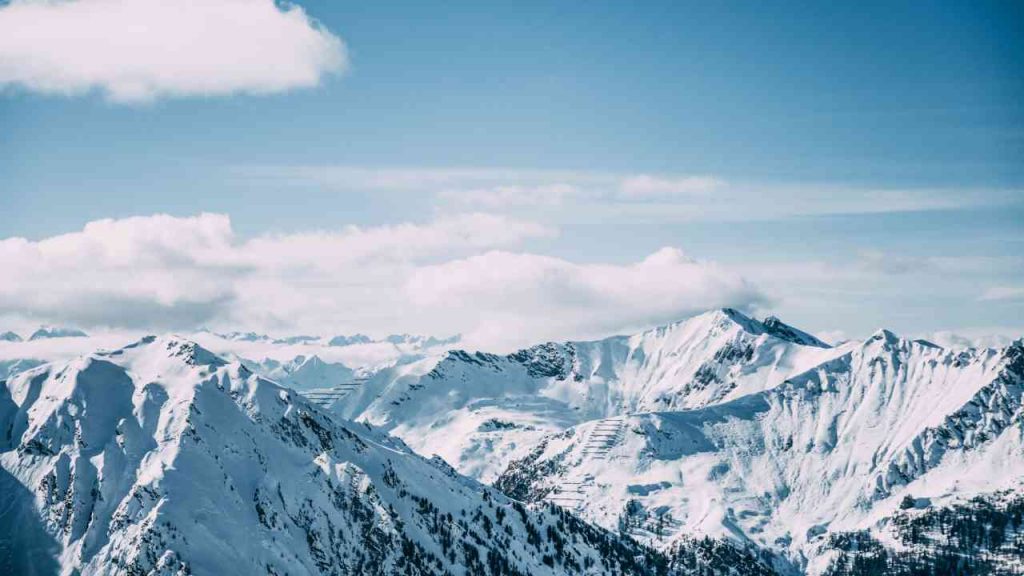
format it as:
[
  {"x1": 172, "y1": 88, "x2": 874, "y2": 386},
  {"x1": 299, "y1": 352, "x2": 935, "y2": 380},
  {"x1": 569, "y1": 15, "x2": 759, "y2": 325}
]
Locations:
[
  {"x1": 1, "y1": 310, "x2": 1021, "y2": 575},
  {"x1": 0, "y1": 336, "x2": 679, "y2": 575}
]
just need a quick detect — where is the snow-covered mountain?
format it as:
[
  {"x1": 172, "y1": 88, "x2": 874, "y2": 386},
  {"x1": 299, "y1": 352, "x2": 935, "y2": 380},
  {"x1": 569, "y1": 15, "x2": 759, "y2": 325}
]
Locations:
[
  {"x1": 0, "y1": 328, "x2": 462, "y2": 397},
  {"x1": 242, "y1": 354, "x2": 356, "y2": 391},
  {"x1": 0, "y1": 336, "x2": 680, "y2": 576},
  {"x1": 0, "y1": 331, "x2": 22, "y2": 343},
  {"x1": 494, "y1": 330, "x2": 1024, "y2": 574},
  {"x1": 0, "y1": 357, "x2": 45, "y2": 381},
  {"x1": 338, "y1": 309, "x2": 843, "y2": 482},
  {"x1": 2, "y1": 311, "x2": 1019, "y2": 574}
]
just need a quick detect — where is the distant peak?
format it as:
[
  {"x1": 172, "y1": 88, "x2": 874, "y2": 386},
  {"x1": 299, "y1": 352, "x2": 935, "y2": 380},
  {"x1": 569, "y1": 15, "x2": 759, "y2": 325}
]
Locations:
[
  {"x1": 216, "y1": 331, "x2": 271, "y2": 342},
  {"x1": 328, "y1": 334, "x2": 373, "y2": 347},
  {"x1": 29, "y1": 326, "x2": 88, "y2": 340}
]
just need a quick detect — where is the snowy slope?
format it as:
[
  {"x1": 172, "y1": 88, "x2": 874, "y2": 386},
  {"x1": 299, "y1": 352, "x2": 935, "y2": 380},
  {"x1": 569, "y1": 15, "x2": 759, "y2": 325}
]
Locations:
[
  {"x1": 494, "y1": 331, "x2": 1024, "y2": 574},
  {"x1": 0, "y1": 328, "x2": 460, "y2": 399},
  {"x1": 0, "y1": 336, "x2": 673, "y2": 576},
  {"x1": 341, "y1": 309, "x2": 842, "y2": 482}
]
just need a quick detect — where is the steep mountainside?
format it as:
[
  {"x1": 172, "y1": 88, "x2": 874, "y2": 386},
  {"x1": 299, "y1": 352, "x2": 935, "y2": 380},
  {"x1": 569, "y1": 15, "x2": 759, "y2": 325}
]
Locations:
[
  {"x1": 0, "y1": 328, "x2": 460, "y2": 401},
  {"x1": 0, "y1": 337, "x2": 677, "y2": 576},
  {"x1": 494, "y1": 331, "x2": 1024, "y2": 574},
  {"x1": 337, "y1": 309, "x2": 842, "y2": 482}
]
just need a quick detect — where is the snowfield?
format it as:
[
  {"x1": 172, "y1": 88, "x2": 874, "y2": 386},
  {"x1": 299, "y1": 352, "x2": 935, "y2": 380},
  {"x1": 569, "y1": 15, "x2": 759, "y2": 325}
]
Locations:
[
  {"x1": 493, "y1": 325, "x2": 1024, "y2": 574},
  {"x1": 0, "y1": 337, "x2": 669, "y2": 575}
]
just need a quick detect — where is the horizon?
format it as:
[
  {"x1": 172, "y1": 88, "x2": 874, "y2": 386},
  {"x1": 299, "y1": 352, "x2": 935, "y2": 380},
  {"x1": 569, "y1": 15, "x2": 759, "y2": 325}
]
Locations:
[{"x1": 0, "y1": 306, "x2": 1018, "y2": 359}]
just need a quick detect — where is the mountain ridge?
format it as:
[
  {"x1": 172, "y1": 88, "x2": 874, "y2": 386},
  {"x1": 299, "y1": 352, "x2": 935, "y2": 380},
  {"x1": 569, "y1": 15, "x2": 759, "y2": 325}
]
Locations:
[
  {"x1": 0, "y1": 336, "x2": 682, "y2": 575},
  {"x1": 339, "y1": 309, "x2": 845, "y2": 482},
  {"x1": 492, "y1": 328, "x2": 1024, "y2": 574}
]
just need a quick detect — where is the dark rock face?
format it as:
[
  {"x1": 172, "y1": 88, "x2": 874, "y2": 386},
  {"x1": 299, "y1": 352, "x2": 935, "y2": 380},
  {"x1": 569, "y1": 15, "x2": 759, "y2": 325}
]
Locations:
[{"x1": 508, "y1": 342, "x2": 576, "y2": 380}]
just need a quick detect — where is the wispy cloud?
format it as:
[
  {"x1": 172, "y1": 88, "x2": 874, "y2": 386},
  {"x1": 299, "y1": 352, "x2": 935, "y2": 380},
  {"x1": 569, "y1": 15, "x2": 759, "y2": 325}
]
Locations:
[
  {"x1": 855, "y1": 252, "x2": 1024, "y2": 276},
  {"x1": 233, "y1": 165, "x2": 1021, "y2": 220},
  {"x1": 922, "y1": 329, "x2": 1022, "y2": 349},
  {"x1": 436, "y1": 184, "x2": 582, "y2": 209},
  {"x1": 980, "y1": 286, "x2": 1024, "y2": 302},
  {"x1": 0, "y1": 0, "x2": 346, "y2": 102},
  {"x1": 619, "y1": 174, "x2": 724, "y2": 198}
]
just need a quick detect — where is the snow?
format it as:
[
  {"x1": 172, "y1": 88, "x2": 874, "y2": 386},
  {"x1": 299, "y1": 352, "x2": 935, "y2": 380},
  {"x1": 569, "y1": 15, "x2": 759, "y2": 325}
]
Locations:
[
  {"x1": 341, "y1": 309, "x2": 846, "y2": 482},
  {"x1": 0, "y1": 336, "x2": 663, "y2": 575},
  {"x1": 2, "y1": 309, "x2": 1020, "y2": 575},
  {"x1": 496, "y1": 327, "x2": 1024, "y2": 573}
]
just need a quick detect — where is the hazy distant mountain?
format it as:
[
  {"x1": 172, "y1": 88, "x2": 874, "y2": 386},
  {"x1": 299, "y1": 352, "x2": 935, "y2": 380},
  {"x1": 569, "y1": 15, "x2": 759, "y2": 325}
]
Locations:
[
  {"x1": 328, "y1": 334, "x2": 374, "y2": 346},
  {"x1": 245, "y1": 354, "x2": 355, "y2": 391},
  {"x1": 0, "y1": 358, "x2": 44, "y2": 381},
  {"x1": 28, "y1": 326, "x2": 88, "y2": 340}
]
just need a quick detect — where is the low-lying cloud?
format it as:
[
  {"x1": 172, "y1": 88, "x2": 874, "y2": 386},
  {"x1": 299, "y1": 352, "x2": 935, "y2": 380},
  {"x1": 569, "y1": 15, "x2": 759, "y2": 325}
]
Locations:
[{"x1": 0, "y1": 213, "x2": 765, "y2": 350}]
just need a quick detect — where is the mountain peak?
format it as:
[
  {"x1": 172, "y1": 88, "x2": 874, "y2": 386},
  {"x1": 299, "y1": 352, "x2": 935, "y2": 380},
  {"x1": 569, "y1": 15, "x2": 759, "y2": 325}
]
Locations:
[
  {"x1": 100, "y1": 335, "x2": 229, "y2": 380},
  {"x1": 867, "y1": 327, "x2": 902, "y2": 347},
  {"x1": 28, "y1": 326, "x2": 88, "y2": 340},
  {"x1": 1, "y1": 333, "x2": 668, "y2": 576},
  {"x1": 758, "y1": 314, "x2": 830, "y2": 348},
  {"x1": 688, "y1": 308, "x2": 830, "y2": 348}
]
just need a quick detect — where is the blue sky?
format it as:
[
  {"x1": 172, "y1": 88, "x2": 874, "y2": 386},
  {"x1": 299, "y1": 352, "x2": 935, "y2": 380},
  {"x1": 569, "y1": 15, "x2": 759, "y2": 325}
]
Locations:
[{"x1": 0, "y1": 0, "x2": 1021, "y2": 347}]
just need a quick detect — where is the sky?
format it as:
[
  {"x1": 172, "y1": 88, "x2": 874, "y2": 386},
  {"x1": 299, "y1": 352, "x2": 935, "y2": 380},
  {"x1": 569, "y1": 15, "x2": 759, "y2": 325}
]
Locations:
[{"x1": 0, "y1": 0, "x2": 1022, "y2": 350}]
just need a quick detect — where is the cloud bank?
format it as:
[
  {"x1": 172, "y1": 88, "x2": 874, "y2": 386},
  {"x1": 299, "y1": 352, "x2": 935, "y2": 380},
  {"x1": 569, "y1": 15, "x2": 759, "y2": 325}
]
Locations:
[
  {"x1": 0, "y1": 213, "x2": 765, "y2": 350},
  {"x1": 0, "y1": 0, "x2": 346, "y2": 102}
]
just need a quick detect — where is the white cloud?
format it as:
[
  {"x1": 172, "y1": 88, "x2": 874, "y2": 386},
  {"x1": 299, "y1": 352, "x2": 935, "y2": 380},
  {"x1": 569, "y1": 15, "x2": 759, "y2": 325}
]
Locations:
[
  {"x1": 405, "y1": 247, "x2": 765, "y2": 349},
  {"x1": 922, "y1": 329, "x2": 1022, "y2": 350},
  {"x1": 0, "y1": 0, "x2": 346, "y2": 102},
  {"x1": 235, "y1": 165, "x2": 1020, "y2": 220},
  {"x1": 619, "y1": 174, "x2": 724, "y2": 198},
  {"x1": 0, "y1": 213, "x2": 763, "y2": 350},
  {"x1": 980, "y1": 286, "x2": 1024, "y2": 302},
  {"x1": 436, "y1": 184, "x2": 581, "y2": 209},
  {"x1": 814, "y1": 330, "x2": 849, "y2": 346},
  {"x1": 854, "y1": 252, "x2": 1023, "y2": 276},
  {"x1": 234, "y1": 165, "x2": 606, "y2": 192}
]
